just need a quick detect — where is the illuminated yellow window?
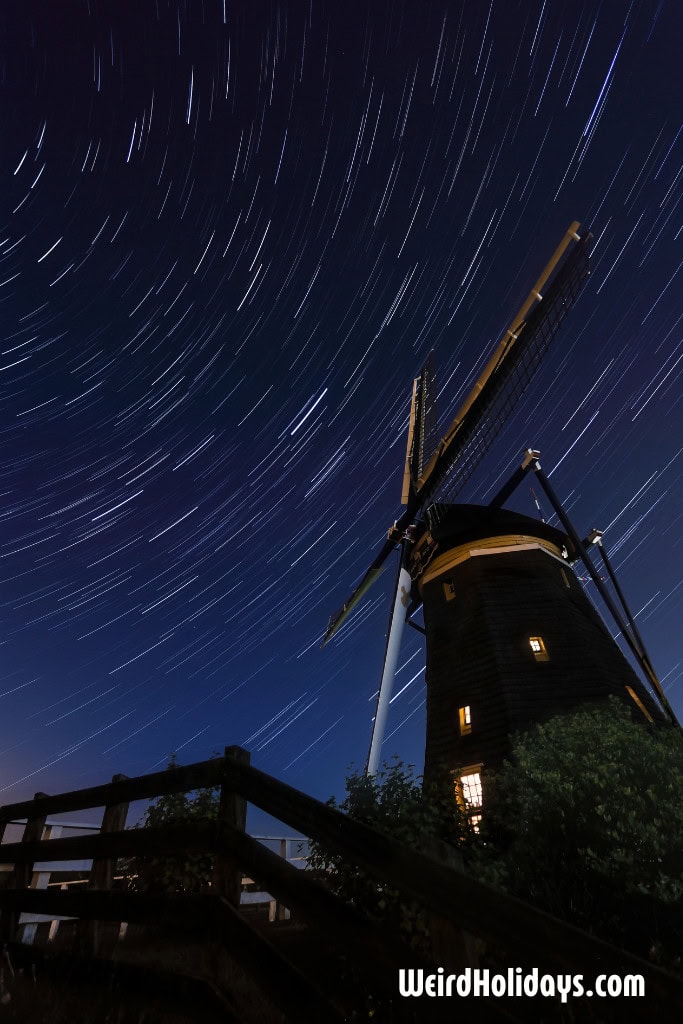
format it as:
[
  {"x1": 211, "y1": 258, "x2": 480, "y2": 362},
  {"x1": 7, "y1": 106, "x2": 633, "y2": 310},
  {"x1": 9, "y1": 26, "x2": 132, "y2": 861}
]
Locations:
[
  {"x1": 529, "y1": 636, "x2": 549, "y2": 661},
  {"x1": 459, "y1": 771, "x2": 482, "y2": 808},
  {"x1": 454, "y1": 766, "x2": 483, "y2": 825},
  {"x1": 443, "y1": 580, "x2": 456, "y2": 601},
  {"x1": 458, "y1": 705, "x2": 472, "y2": 735}
]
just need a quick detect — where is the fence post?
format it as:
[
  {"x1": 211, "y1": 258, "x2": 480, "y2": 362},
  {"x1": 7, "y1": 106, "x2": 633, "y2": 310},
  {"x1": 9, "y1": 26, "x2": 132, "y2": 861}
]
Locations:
[
  {"x1": 77, "y1": 773, "x2": 129, "y2": 956},
  {"x1": 0, "y1": 793, "x2": 48, "y2": 945},
  {"x1": 212, "y1": 747, "x2": 249, "y2": 908}
]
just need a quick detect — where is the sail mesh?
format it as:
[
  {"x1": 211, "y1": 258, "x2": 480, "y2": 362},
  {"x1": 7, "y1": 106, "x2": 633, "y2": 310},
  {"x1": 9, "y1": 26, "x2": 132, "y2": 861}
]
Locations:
[{"x1": 422, "y1": 233, "x2": 591, "y2": 526}]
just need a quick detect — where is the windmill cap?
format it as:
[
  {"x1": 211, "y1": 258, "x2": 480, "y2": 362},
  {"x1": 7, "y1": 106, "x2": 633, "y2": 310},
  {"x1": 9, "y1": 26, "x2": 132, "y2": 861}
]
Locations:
[{"x1": 424, "y1": 503, "x2": 578, "y2": 561}]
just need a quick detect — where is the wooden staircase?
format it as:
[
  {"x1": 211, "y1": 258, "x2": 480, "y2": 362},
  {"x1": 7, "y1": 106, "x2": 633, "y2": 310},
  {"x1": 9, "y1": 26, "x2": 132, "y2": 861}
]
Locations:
[{"x1": 1, "y1": 747, "x2": 682, "y2": 1022}]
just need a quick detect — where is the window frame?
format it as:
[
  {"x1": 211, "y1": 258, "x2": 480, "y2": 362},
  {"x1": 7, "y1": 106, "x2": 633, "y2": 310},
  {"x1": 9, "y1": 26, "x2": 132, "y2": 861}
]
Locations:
[
  {"x1": 456, "y1": 765, "x2": 483, "y2": 810},
  {"x1": 458, "y1": 704, "x2": 472, "y2": 736},
  {"x1": 528, "y1": 635, "x2": 549, "y2": 661}
]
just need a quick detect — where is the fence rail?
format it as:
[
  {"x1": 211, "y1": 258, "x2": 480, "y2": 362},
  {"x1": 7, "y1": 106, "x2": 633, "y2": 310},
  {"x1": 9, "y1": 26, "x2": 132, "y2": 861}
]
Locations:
[{"x1": 1, "y1": 745, "x2": 682, "y2": 1021}]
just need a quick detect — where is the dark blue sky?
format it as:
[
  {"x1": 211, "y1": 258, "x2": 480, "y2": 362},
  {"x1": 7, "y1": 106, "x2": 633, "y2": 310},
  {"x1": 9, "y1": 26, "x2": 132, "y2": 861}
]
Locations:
[{"x1": 1, "y1": 0, "x2": 681, "y2": 814}]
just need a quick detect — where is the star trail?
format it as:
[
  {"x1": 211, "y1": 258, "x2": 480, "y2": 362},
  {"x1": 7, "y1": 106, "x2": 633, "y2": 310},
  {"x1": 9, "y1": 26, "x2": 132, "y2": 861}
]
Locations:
[{"x1": 1, "y1": 0, "x2": 682, "y2": 806}]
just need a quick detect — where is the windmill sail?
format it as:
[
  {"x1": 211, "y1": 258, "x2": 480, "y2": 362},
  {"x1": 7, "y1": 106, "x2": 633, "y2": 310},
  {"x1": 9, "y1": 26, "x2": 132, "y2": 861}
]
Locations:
[
  {"x1": 402, "y1": 352, "x2": 438, "y2": 505},
  {"x1": 419, "y1": 224, "x2": 591, "y2": 520},
  {"x1": 323, "y1": 222, "x2": 591, "y2": 645}
]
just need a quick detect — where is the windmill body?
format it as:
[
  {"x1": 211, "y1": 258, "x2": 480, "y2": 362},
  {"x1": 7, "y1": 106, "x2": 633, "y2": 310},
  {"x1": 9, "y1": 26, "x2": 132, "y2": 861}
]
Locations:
[{"x1": 413, "y1": 504, "x2": 666, "y2": 785}]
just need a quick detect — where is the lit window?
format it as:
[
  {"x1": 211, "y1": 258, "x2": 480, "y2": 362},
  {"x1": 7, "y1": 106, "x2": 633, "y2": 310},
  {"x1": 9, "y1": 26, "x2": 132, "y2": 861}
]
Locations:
[
  {"x1": 443, "y1": 580, "x2": 456, "y2": 601},
  {"x1": 458, "y1": 705, "x2": 472, "y2": 735},
  {"x1": 529, "y1": 636, "x2": 549, "y2": 661},
  {"x1": 470, "y1": 814, "x2": 482, "y2": 834},
  {"x1": 460, "y1": 771, "x2": 482, "y2": 808}
]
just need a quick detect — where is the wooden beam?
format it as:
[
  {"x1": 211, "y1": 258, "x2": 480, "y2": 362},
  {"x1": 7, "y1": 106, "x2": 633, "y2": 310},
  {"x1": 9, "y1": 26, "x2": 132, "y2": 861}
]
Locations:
[
  {"x1": 0, "y1": 792, "x2": 48, "y2": 944},
  {"x1": 77, "y1": 773, "x2": 129, "y2": 956},
  {"x1": 0, "y1": 758, "x2": 226, "y2": 823},
  {"x1": 212, "y1": 747, "x2": 249, "y2": 908},
  {"x1": 0, "y1": 820, "x2": 217, "y2": 864},
  {"x1": 221, "y1": 821, "x2": 422, "y2": 987},
  {"x1": 416, "y1": 222, "x2": 582, "y2": 494}
]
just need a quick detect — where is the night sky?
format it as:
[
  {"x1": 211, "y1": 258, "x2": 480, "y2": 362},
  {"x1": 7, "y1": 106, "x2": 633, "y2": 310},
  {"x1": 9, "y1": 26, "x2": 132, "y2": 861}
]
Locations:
[{"x1": 1, "y1": 0, "x2": 682, "y2": 814}]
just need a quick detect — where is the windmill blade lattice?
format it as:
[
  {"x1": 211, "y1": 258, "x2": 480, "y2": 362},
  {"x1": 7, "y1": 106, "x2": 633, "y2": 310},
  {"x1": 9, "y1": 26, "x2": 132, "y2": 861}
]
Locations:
[
  {"x1": 323, "y1": 223, "x2": 591, "y2": 645},
  {"x1": 422, "y1": 229, "x2": 591, "y2": 524},
  {"x1": 402, "y1": 351, "x2": 438, "y2": 505}
]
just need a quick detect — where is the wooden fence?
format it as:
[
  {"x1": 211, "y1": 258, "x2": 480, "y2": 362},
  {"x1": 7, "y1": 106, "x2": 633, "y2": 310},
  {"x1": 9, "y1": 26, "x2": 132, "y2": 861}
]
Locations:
[
  {"x1": 0, "y1": 823, "x2": 304, "y2": 944},
  {"x1": 1, "y1": 746, "x2": 682, "y2": 1022},
  {"x1": 0, "y1": 817, "x2": 102, "y2": 946}
]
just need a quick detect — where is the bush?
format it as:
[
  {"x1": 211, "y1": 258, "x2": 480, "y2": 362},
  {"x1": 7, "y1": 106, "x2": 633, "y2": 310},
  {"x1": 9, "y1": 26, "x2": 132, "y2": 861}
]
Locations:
[
  {"x1": 310, "y1": 700, "x2": 683, "y2": 968},
  {"x1": 479, "y1": 697, "x2": 683, "y2": 963},
  {"x1": 124, "y1": 754, "x2": 221, "y2": 894},
  {"x1": 307, "y1": 758, "x2": 475, "y2": 953}
]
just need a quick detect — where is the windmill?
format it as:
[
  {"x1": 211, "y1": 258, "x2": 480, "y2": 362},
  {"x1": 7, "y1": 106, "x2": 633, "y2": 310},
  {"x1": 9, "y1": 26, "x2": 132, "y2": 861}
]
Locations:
[{"x1": 324, "y1": 222, "x2": 677, "y2": 786}]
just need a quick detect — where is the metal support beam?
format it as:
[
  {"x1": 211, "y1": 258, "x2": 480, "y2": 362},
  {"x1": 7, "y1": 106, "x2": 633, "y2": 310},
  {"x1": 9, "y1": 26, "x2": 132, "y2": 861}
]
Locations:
[
  {"x1": 406, "y1": 618, "x2": 426, "y2": 636},
  {"x1": 489, "y1": 449, "x2": 541, "y2": 508},
  {"x1": 593, "y1": 536, "x2": 672, "y2": 710},
  {"x1": 529, "y1": 456, "x2": 678, "y2": 727}
]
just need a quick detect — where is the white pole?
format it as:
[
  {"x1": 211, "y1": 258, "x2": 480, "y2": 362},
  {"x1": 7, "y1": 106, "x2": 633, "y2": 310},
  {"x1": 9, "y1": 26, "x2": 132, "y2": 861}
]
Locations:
[{"x1": 366, "y1": 555, "x2": 412, "y2": 776}]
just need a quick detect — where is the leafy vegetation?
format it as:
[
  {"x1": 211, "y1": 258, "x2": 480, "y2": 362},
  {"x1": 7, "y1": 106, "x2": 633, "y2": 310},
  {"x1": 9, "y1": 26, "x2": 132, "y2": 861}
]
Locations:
[
  {"x1": 124, "y1": 754, "x2": 221, "y2": 894},
  {"x1": 310, "y1": 699, "x2": 683, "y2": 968},
  {"x1": 307, "y1": 758, "x2": 477, "y2": 954},
  {"x1": 478, "y1": 697, "x2": 683, "y2": 964}
]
